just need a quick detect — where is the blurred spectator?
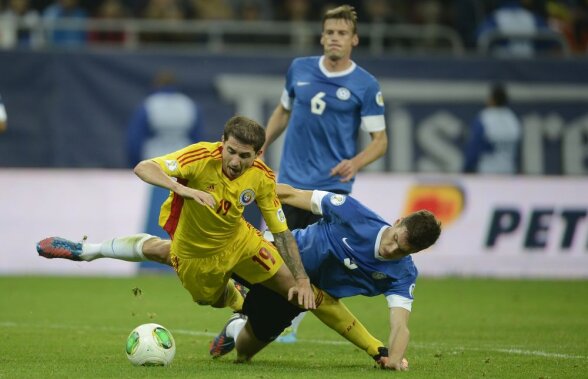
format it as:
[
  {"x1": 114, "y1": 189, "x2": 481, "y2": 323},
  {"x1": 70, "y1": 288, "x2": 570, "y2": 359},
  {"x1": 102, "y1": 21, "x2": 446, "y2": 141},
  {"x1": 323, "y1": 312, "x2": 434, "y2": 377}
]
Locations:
[
  {"x1": 0, "y1": 0, "x2": 41, "y2": 47},
  {"x1": 361, "y1": 0, "x2": 397, "y2": 24},
  {"x1": 43, "y1": 0, "x2": 88, "y2": 47},
  {"x1": 277, "y1": 0, "x2": 313, "y2": 21},
  {"x1": 234, "y1": 0, "x2": 274, "y2": 21},
  {"x1": 547, "y1": 0, "x2": 588, "y2": 53},
  {"x1": 127, "y1": 69, "x2": 202, "y2": 167},
  {"x1": 476, "y1": 0, "x2": 561, "y2": 57},
  {"x1": 88, "y1": 0, "x2": 129, "y2": 45},
  {"x1": 463, "y1": 83, "x2": 522, "y2": 174},
  {"x1": 140, "y1": 0, "x2": 187, "y2": 43},
  {"x1": 189, "y1": 0, "x2": 234, "y2": 20},
  {"x1": 127, "y1": 69, "x2": 203, "y2": 244},
  {"x1": 0, "y1": 93, "x2": 7, "y2": 133},
  {"x1": 454, "y1": 0, "x2": 485, "y2": 49}
]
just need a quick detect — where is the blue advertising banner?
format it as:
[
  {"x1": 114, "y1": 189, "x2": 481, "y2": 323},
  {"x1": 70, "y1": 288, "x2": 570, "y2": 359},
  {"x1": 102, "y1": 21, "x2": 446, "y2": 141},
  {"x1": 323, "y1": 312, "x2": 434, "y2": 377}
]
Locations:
[{"x1": 0, "y1": 50, "x2": 587, "y2": 175}]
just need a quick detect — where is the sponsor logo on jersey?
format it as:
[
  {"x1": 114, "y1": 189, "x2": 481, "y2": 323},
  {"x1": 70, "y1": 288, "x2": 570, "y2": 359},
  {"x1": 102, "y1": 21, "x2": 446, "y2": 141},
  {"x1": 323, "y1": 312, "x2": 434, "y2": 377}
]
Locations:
[
  {"x1": 296, "y1": 81, "x2": 311, "y2": 86},
  {"x1": 372, "y1": 272, "x2": 387, "y2": 280},
  {"x1": 239, "y1": 189, "x2": 256, "y2": 205},
  {"x1": 330, "y1": 194, "x2": 346, "y2": 206},
  {"x1": 336, "y1": 87, "x2": 351, "y2": 101},
  {"x1": 409, "y1": 283, "x2": 416, "y2": 297},
  {"x1": 165, "y1": 160, "x2": 178, "y2": 172},
  {"x1": 206, "y1": 184, "x2": 215, "y2": 192},
  {"x1": 376, "y1": 91, "x2": 384, "y2": 107},
  {"x1": 277, "y1": 208, "x2": 286, "y2": 223}
]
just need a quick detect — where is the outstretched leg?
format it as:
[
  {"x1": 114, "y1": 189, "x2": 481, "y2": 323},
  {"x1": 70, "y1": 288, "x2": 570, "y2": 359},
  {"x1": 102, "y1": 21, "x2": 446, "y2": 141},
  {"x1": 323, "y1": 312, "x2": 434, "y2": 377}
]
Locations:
[{"x1": 37, "y1": 234, "x2": 169, "y2": 263}]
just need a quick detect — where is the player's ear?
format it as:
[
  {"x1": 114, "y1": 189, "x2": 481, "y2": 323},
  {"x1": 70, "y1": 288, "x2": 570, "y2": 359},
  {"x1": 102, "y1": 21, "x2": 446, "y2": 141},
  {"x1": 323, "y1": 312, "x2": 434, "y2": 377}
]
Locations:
[
  {"x1": 320, "y1": 33, "x2": 326, "y2": 47},
  {"x1": 352, "y1": 34, "x2": 359, "y2": 47},
  {"x1": 255, "y1": 148, "x2": 263, "y2": 158}
]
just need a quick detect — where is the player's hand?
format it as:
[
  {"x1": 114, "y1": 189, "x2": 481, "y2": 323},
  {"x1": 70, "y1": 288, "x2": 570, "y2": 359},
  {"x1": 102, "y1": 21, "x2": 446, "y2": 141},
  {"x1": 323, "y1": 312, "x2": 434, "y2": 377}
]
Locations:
[
  {"x1": 330, "y1": 160, "x2": 358, "y2": 183},
  {"x1": 288, "y1": 277, "x2": 315, "y2": 310},
  {"x1": 383, "y1": 358, "x2": 409, "y2": 371},
  {"x1": 177, "y1": 187, "x2": 216, "y2": 207}
]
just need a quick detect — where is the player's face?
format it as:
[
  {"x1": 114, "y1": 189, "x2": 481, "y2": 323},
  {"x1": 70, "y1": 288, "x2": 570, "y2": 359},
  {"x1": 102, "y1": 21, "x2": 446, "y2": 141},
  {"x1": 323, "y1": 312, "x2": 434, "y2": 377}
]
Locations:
[
  {"x1": 378, "y1": 223, "x2": 416, "y2": 260},
  {"x1": 321, "y1": 19, "x2": 358, "y2": 61},
  {"x1": 221, "y1": 136, "x2": 259, "y2": 180}
]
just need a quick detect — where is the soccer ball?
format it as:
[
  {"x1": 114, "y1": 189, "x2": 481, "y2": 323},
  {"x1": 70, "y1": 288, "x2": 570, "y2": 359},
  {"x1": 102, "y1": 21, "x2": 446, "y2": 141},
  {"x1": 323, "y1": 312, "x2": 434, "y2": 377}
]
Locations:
[{"x1": 125, "y1": 323, "x2": 176, "y2": 366}]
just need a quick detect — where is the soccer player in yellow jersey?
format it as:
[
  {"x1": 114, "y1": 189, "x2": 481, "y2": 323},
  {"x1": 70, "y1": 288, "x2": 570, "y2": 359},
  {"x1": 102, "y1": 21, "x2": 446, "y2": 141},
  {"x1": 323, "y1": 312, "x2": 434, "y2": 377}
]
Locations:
[{"x1": 39, "y1": 115, "x2": 315, "y2": 312}]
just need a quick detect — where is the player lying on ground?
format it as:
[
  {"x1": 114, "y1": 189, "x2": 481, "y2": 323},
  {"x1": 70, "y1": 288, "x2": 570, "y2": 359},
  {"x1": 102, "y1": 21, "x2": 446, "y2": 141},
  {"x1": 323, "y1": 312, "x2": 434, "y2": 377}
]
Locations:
[
  {"x1": 37, "y1": 184, "x2": 441, "y2": 370},
  {"x1": 209, "y1": 184, "x2": 441, "y2": 370}
]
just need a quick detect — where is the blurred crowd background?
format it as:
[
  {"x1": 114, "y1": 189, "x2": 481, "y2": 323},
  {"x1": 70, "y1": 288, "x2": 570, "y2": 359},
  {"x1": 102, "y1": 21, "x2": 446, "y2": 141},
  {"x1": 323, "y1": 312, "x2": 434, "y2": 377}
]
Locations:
[{"x1": 1, "y1": 0, "x2": 587, "y2": 55}]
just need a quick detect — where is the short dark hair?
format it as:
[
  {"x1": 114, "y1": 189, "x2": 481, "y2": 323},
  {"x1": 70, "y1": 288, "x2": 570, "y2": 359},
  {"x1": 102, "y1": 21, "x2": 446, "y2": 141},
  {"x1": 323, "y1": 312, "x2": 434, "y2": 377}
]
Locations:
[
  {"x1": 322, "y1": 5, "x2": 358, "y2": 34},
  {"x1": 223, "y1": 116, "x2": 266, "y2": 152},
  {"x1": 400, "y1": 210, "x2": 442, "y2": 251},
  {"x1": 490, "y1": 83, "x2": 509, "y2": 106}
]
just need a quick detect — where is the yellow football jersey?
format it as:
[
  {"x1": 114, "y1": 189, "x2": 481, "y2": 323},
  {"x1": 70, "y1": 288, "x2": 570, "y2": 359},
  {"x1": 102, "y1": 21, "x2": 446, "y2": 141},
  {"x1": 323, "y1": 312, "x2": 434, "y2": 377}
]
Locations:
[{"x1": 152, "y1": 141, "x2": 288, "y2": 258}]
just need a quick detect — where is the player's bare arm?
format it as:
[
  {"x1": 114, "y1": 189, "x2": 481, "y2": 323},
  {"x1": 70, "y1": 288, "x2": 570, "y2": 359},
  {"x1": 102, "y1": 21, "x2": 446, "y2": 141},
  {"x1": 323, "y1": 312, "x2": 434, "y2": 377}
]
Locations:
[
  {"x1": 261, "y1": 104, "x2": 291, "y2": 156},
  {"x1": 385, "y1": 306, "x2": 411, "y2": 371},
  {"x1": 330, "y1": 130, "x2": 388, "y2": 182},
  {"x1": 275, "y1": 183, "x2": 313, "y2": 211},
  {"x1": 272, "y1": 230, "x2": 315, "y2": 309},
  {"x1": 134, "y1": 160, "x2": 215, "y2": 207}
]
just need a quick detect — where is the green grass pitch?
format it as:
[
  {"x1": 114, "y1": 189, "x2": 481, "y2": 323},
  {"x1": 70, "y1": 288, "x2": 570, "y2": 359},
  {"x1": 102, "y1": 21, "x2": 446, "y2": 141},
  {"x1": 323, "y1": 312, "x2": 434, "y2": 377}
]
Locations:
[{"x1": 1, "y1": 276, "x2": 586, "y2": 378}]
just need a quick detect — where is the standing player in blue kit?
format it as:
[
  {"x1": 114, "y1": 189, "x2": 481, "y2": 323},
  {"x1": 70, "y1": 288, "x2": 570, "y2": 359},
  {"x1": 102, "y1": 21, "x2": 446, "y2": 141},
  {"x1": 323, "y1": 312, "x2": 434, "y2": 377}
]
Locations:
[{"x1": 261, "y1": 4, "x2": 388, "y2": 342}]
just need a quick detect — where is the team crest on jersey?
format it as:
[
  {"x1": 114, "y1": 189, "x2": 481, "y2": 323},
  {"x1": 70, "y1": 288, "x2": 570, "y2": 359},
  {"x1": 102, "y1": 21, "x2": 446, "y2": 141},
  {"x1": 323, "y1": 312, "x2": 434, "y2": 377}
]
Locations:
[
  {"x1": 239, "y1": 189, "x2": 256, "y2": 205},
  {"x1": 277, "y1": 208, "x2": 286, "y2": 223},
  {"x1": 336, "y1": 87, "x2": 351, "y2": 101},
  {"x1": 330, "y1": 194, "x2": 346, "y2": 206},
  {"x1": 372, "y1": 272, "x2": 387, "y2": 280},
  {"x1": 376, "y1": 91, "x2": 384, "y2": 107},
  {"x1": 165, "y1": 160, "x2": 178, "y2": 172},
  {"x1": 409, "y1": 283, "x2": 416, "y2": 297}
]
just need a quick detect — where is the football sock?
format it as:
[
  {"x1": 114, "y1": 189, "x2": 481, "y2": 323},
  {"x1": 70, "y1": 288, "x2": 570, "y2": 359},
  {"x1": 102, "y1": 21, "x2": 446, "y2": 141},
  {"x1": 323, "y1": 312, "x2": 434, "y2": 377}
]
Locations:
[
  {"x1": 310, "y1": 289, "x2": 383, "y2": 357},
  {"x1": 224, "y1": 280, "x2": 245, "y2": 312},
  {"x1": 82, "y1": 234, "x2": 151, "y2": 262},
  {"x1": 226, "y1": 317, "x2": 247, "y2": 344}
]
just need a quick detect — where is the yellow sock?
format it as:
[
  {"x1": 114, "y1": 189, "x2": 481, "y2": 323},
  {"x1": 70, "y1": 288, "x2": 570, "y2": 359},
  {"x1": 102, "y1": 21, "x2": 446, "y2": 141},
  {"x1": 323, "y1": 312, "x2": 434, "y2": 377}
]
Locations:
[
  {"x1": 224, "y1": 280, "x2": 245, "y2": 312},
  {"x1": 310, "y1": 288, "x2": 383, "y2": 357}
]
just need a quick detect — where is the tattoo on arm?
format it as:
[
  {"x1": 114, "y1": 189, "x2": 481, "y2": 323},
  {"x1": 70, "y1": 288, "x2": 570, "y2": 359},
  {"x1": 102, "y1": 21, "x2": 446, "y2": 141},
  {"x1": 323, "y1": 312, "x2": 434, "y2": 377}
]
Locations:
[{"x1": 273, "y1": 231, "x2": 307, "y2": 279}]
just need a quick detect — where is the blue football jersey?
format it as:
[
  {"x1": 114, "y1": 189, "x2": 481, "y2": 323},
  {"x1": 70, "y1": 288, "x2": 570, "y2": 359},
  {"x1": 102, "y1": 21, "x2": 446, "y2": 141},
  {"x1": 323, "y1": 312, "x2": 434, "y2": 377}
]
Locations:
[
  {"x1": 293, "y1": 191, "x2": 418, "y2": 305},
  {"x1": 278, "y1": 56, "x2": 385, "y2": 193}
]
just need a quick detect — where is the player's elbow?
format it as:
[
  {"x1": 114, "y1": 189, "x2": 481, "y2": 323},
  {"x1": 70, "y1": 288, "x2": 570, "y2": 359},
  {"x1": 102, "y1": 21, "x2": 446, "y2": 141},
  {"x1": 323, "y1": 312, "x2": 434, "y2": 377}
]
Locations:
[{"x1": 133, "y1": 160, "x2": 153, "y2": 178}]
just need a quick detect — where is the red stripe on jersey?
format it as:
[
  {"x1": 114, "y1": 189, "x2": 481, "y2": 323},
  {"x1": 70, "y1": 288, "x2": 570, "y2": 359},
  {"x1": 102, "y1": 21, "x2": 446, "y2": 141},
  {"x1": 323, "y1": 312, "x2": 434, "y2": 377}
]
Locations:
[
  {"x1": 180, "y1": 153, "x2": 213, "y2": 167},
  {"x1": 178, "y1": 150, "x2": 210, "y2": 166},
  {"x1": 178, "y1": 146, "x2": 207, "y2": 160},
  {"x1": 252, "y1": 161, "x2": 276, "y2": 180},
  {"x1": 212, "y1": 146, "x2": 223, "y2": 157},
  {"x1": 163, "y1": 178, "x2": 188, "y2": 238}
]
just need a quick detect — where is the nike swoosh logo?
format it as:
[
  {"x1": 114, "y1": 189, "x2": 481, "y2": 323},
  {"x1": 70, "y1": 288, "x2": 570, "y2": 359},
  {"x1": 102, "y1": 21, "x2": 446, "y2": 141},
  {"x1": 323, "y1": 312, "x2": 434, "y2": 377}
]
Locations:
[
  {"x1": 296, "y1": 81, "x2": 310, "y2": 86},
  {"x1": 342, "y1": 237, "x2": 355, "y2": 252}
]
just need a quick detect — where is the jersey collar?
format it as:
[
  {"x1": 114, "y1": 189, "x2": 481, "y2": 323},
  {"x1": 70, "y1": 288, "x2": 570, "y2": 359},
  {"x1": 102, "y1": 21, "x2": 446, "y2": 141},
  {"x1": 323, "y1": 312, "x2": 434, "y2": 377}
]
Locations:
[
  {"x1": 319, "y1": 56, "x2": 356, "y2": 78},
  {"x1": 374, "y1": 225, "x2": 388, "y2": 261}
]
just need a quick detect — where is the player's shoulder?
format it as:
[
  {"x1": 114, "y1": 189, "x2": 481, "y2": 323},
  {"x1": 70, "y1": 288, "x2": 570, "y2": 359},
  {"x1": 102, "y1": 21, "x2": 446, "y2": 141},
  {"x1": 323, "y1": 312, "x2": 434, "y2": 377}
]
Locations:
[
  {"x1": 291, "y1": 56, "x2": 321, "y2": 68},
  {"x1": 176, "y1": 141, "x2": 221, "y2": 166},
  {"x1": 250, "y1": 159, "x2": 277, "y2": 181},
  {"x1": 351, "y1": 63, "x2": 380, "y2": 85}
]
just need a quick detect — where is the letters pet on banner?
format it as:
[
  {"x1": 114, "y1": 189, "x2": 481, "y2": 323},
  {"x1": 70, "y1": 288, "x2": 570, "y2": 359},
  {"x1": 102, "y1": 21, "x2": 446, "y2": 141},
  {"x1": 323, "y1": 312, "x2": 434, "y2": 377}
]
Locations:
[{"x1": 352, "y1": 173, "x2": 588, "y2": 278}]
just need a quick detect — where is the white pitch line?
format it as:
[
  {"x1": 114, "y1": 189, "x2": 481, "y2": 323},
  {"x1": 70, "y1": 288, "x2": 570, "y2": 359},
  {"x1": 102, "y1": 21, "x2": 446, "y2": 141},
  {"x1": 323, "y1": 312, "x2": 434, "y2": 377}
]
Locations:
[{"x1": 1, "y1": 321, "x2": 585, "y2": 360}]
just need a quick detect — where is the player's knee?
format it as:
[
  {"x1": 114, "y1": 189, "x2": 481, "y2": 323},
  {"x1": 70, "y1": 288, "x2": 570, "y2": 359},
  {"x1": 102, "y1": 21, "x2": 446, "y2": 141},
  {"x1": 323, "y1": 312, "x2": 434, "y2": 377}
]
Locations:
[{"x1": 143, "y1": 238, "x2": 171, "y2": 265}]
